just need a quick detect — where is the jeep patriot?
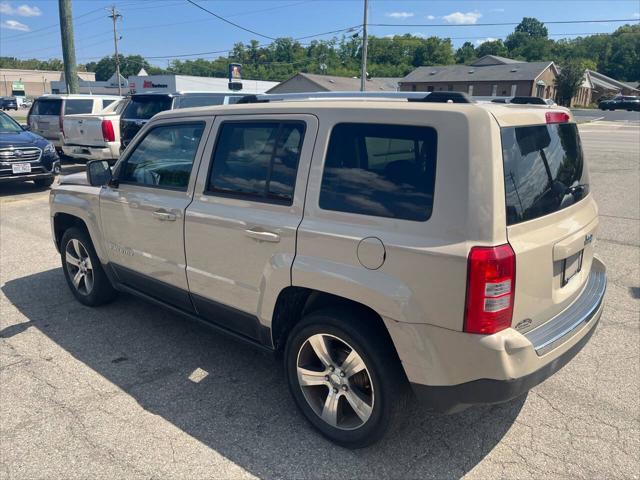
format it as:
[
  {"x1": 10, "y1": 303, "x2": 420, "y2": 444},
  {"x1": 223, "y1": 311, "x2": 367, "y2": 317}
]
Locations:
[{"x1": 50, "y1": 92, "x2": 606, "y2": 448}]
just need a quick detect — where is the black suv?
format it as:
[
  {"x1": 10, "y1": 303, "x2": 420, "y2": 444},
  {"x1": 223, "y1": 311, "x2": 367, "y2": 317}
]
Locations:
[
  {"x1": 0, "y1": 111, "x2": 60, "y2": 187},
  {"x1": 1, "y1": 97, "x2": 18, "y2": 111},
  {"x1": 120, "y1": 92, "x2": 248, "y2": 150},
  {"x1": 599, "y1": 95, "x2": 640, "y2": 111}
]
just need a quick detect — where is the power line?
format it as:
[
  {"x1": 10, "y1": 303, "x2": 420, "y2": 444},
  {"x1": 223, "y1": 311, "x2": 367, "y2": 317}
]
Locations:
[
  {"x1": 371, "y1": 18, "x2": 640, "y2": 27},
  {"x1": 0, "y1": 7, "x2": 105, "y2": 41},
  {"x1": 142, "y1": 25, "x2": 360, "y2": 59},
  {"x1": 184, "y1": 0, "x2": 277, "y2": 40}
]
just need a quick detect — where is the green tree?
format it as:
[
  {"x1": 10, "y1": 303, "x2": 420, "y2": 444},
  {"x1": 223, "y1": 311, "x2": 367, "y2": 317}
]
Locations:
[
  {"x1": 556, "y1": 59, "x2": 587, "y2": 106},
  {"x1": 515, "y1": 17, "x2": 548, "y2": 38},
  {"x1": 455, "y1": 42, "x2": 477, "y2": 64},
  {"x1": 85, "y1": 55, "x2": 153, "y2": 80},
  {"x1": 475, "y1": 40, "x2": 508, "y2": 58},
  {"x1": 505, "y1": 17, "x2": 554, "y2": 61},
  {"x1": 411, "y1": 37, "x2": 454, "y2": 66}
]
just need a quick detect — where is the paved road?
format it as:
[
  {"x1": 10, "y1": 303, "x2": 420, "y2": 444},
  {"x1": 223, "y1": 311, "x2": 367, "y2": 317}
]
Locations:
[
  {"x1": 572, "y1": 108, "x2": 640, "y2": 123},
  {"x1": 1, "y1": 123, "x2": 638, "y2": 479}
]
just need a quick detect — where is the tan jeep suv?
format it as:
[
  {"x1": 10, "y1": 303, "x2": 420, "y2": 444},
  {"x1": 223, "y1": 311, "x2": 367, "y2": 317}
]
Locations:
[{"x1": 50, "y1": 92, "x2": 606, "y2": 448}]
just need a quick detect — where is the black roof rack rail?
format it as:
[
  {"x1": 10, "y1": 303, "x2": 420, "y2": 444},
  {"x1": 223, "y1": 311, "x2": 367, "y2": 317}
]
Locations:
[
  {"x1": 408, "y1": 91, "x2": 473, "y2": 103},
  {"x1": 233, "y1": 91, "x2": 474, "y2": 104}
]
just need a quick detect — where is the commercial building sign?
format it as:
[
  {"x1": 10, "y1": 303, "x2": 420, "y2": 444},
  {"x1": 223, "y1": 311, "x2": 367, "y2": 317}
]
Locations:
[{"x1": 228, "y1": 63, "x2": 243, "y2": 91}]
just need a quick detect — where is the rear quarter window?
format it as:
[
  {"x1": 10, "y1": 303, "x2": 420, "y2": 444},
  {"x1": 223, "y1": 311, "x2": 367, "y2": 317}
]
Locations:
[
  {"x1": 32, "y1": 99, "x2": 62, "y2": 115},
  {"x1": 319, "y1": 123, "x2": 437, "y2": 222},
  {"x1": 64, "y1": 99, "x2": 94, "y2": 115}
]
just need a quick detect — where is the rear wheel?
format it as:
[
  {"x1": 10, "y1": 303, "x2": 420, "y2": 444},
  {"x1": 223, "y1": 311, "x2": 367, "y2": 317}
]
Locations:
[
  {"x1": 285, "y1": 307, "x2": 409, "y2": 448},
  {"x1": 61, "y1": 227, "x2": 116, "y2": 306}
]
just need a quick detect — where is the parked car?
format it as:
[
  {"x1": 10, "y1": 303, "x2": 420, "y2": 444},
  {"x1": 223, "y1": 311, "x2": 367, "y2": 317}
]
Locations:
[
  {"x1": 1, "y1": 97, "x2": 18, "y2": 111},
  {"x1": 0, "y1": 110, "x2": 60, "y2": 187},
  {"x1": 50, "y1": 91, "x2": 606, "y2": 448},
  {"x1": 21, "y1": 98, "x2": 33, "y2": 109},
  {"x1": 598, "y1": 95, "x2": 640, "y2": 111},
  {"x1": 27, "y1": 94, "x2": 122, "y2": 152},
  {"x1": 119, "y1": 91, "x2": 248, "y2": 150},
  {"x1": 62, "y1": 99, "x2": 128, "y2": 163}
]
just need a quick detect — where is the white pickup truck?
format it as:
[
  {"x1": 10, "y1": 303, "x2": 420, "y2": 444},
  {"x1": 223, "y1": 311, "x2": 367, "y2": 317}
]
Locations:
[{"x1": 61, "y1": 99, "x2": 127, "y2": 162}]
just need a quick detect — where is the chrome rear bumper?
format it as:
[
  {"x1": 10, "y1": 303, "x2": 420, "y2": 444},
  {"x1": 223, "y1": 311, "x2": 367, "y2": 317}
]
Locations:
[{"x1": 525, "y1": 257, "x2": 606, "y2": 356}]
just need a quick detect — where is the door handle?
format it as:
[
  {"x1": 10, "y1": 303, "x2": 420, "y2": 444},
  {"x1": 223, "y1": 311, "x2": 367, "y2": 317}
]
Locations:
[
  {"x1": 152, "y1": 209, "x2": 177, "y2": 222},
  {"x1": 244, "y1": 228, "x2": 280, "y2": 243}
]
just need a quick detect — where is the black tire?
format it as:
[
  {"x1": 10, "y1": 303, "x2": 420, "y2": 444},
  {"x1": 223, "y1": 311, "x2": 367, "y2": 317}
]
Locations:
[
  {"x1": 284, "y1": 307, "x2": 410, "y2": 448},
  {"x1": 60, "y1": 227, "x2": 117, "y2": 306},
  {"x1": 33, "y1": 177, "x2": 54, "y2": 188}
]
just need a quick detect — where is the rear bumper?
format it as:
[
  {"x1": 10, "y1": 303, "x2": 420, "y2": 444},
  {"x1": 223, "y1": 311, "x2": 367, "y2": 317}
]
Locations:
[
  {"x1": 62, "y1": 144, "x2": 119, "y2": 161},
  {"x1": 412, "y1": 306, "x2": 602, "y2": 412},
  {"x1": 386, "y1": 257, "x2": 606, "y2": 412}
]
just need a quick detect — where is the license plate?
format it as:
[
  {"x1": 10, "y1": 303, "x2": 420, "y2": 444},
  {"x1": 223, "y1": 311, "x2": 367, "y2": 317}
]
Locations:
[
  {"x1": 562, "y1": 250, "x2": 583, "y2": 286},
  {"x1": 11, "y1": 163, "x2": 31, "y2": 174}
]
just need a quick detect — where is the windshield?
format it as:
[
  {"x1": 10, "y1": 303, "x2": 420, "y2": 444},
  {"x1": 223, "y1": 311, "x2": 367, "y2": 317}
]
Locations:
[
  {"x1": 0, "y1": 112, "x2": 23, "y2": 133},
  {"x1": 123, "y1": 96, "x2": 173, "y2": 120},
  {"x1": 502, "y1": 122, "x2": 589, "y2": 225}
]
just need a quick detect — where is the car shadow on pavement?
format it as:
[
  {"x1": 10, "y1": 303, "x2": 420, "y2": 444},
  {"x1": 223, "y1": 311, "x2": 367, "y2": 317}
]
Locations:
[{"x1": 2, "y1": 268, "x2": 525, "y2": 480}]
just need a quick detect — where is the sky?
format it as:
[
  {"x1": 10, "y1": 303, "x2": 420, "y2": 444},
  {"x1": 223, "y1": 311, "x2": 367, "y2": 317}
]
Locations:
[{"x1": 1, "y1": 0, "x2": 639, "y2": 67}]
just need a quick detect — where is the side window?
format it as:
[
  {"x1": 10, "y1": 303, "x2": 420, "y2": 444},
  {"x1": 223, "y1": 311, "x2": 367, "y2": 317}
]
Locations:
[
  {"x1": 177, "y1": 95, "x2": 226, "y2": 108},
  {"x1": 64, "y1": 99, "x2": 94, "y2": 115},
  {"x1": 102, "y1": 99, "x2": 116, "y2": 110},
  {"x1": 119, "y1": 122, "x2": 204, "y2": 190},
  {"x1": 319, "y1": 123, "x2": 437, "y2": 221},
  {"x1": 32, "y1": 99, "x2": 62, "y2": 115},
  {"x1": 208, "y1": 121, "x2": 305, "y2": 204}
]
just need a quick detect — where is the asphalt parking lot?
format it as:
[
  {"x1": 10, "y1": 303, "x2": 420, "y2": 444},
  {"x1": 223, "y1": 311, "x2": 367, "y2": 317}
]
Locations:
[{"x1": 1, "y1": 122, "x2": 638, "y2": 479}]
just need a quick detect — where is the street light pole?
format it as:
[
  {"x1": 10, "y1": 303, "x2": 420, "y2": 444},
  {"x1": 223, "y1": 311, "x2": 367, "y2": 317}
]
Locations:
[
  {"x1": 360, "y1": 0, "x2": 369, "y2": 91},
  {"x1": 108, "y1": 6, "x2": 123, "y2": 96}
]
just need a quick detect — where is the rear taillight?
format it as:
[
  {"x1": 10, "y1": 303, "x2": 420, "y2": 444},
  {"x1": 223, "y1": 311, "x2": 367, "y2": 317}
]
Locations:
[
  {"x1": 101, "y1": 119, "x2": 115, "y2": 142},
  {"x1": 546, "y1": 111, "x2": 570, "y2": 124},
  {"x1": 464, "y1": 244, "x2": 516, "y2": 334}
]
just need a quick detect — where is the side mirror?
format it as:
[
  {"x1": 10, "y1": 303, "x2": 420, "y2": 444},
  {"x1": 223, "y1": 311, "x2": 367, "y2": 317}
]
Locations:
[
  {"x1": 21, "y1": 124, "x2": 30, "y2": 130},
  {"x1": 86, "y1": 160, "x2": 113, "y2": 187}
]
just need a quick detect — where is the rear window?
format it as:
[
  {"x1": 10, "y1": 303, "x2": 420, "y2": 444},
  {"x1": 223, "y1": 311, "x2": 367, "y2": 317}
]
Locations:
[
  {"x1": 65, "y1": 99, "x2": 94, "y2": 115},
  {"x1": 123, "y1": 96, "x2": 173, "y2": 120},
  {"x1": 32, "y1": 99, "x2": 62, "y2": 116},
  {"x1": 319, "y1": 123, "x2": 437, "y2": 221},
  {"x1": 502, "y1": 123, "x2": 589, "y2": 225},
  {"x1": 176, "y1": 94, "x2": 227, "y2": 109}
]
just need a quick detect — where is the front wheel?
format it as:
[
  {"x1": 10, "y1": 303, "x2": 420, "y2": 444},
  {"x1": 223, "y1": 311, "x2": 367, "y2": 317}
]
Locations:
[
  {"x1": 33, "y1": 177, "x2": 54, "y2": 188},
  {"x1": 61, "y1": 227, "x2": 117, "y2": 306},
  {"x1": 285, "y1": 308, "x2": 409, "y2": 448}
]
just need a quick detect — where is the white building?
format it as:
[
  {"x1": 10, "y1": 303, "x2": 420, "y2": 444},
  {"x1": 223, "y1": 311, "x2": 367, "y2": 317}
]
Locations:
[
  {"x1": 127, "y1": 74, "x2": 278, "y2": 95},
  {"x1": 50, "y1": 72, "x2": 127, "y2": 95}
]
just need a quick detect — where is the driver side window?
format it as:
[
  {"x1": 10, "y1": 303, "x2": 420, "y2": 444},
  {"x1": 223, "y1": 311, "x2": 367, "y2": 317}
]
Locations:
[{"x1": 120, "y1": 122, "x2": 204, "y2": 190}]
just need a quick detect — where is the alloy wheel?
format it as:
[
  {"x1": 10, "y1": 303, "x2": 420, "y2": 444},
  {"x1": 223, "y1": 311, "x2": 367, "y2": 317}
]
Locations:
[
  {"x1": 65, "y1": 238, "x2": 94, "y2": 295},
  {"x1": 296, "y1": 333, "x2": 374, "y2": 430}
]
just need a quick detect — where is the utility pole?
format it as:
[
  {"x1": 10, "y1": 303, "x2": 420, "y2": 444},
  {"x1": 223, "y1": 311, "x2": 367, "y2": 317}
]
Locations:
[
  {"x1": 58, "y1": 0, "x2": 79, "y2": 94},
  {"x1": 360, "y1": 0, "x2": 369, "y2": 91},
  {"x1": 108, "y1": 5, "x2": 123, "y2": 96}
]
